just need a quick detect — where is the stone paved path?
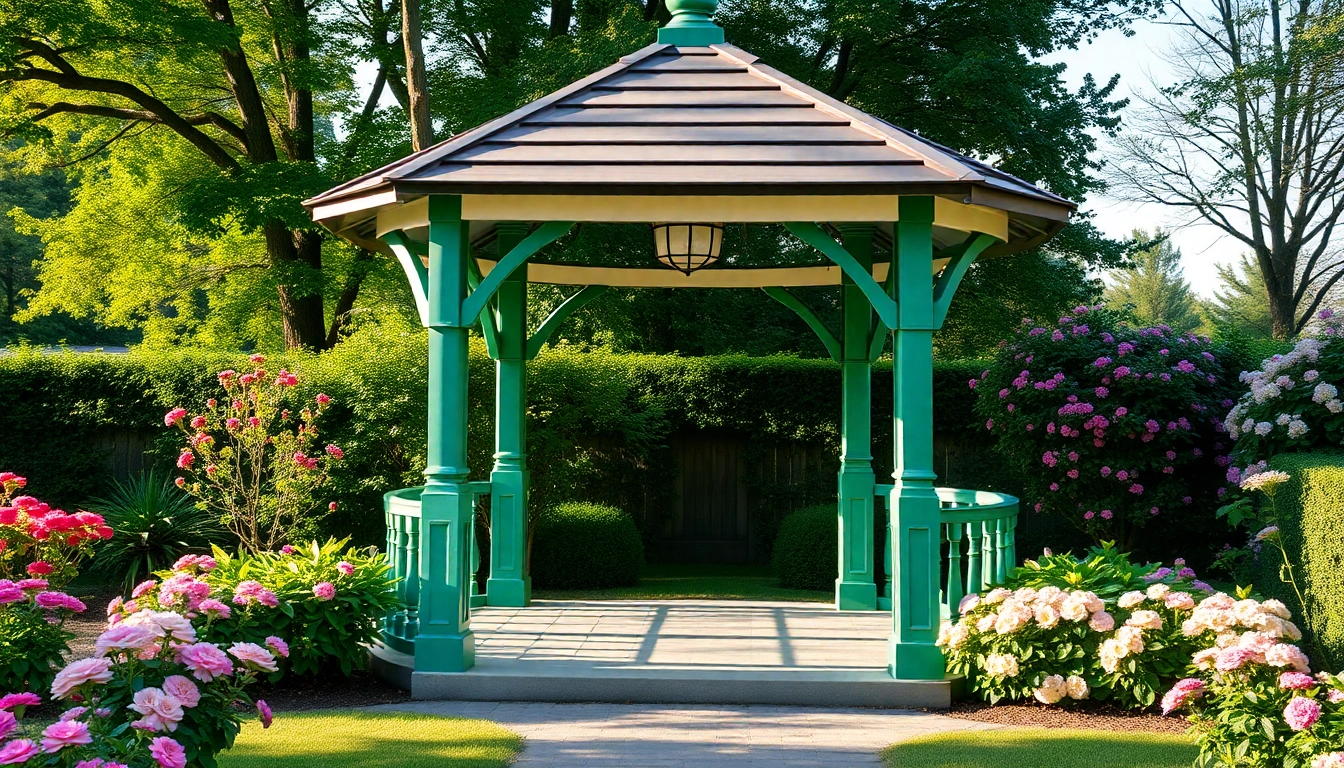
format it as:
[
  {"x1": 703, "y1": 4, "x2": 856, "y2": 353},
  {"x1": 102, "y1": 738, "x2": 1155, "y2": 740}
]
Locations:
[{"x1": 373, "y1": 701, "x2": 1002, "y2": 767}]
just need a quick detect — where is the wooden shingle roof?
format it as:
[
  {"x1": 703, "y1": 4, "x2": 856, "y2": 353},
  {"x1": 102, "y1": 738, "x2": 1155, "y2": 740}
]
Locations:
[{"x1": 306, "y1": 41, "x2": 1074, "y2": 273}]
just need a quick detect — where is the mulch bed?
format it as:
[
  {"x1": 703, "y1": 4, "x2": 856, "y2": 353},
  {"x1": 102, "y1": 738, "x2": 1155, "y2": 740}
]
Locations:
[{"x1": 942, "y1": 699, "x2": 1191, "y2": 733}]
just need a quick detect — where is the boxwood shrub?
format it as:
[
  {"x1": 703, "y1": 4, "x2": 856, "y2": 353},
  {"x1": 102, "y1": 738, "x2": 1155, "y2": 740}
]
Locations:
[
  {"x1": 530, "y1": 502, "x2": 644, "y2": 589},
  {"x1": 771, "y1": 504, "x2": 836, "y2": 591}
]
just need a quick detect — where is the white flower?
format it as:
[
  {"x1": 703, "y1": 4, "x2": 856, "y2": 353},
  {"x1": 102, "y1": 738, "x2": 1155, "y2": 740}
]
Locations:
[
  {"x1": 1255, "y1": 421, "x2": 1274, "y2": 436},
  {"x1": 1277, "y1": 413, "x2": 1293, "y2": 426},
  {"x1": 1262, "y1": 599, "x2": 1293, "y2": 620},
  {"x1": 1033, "y1": 674, "x2": 1067, "y2": 704},
  {"x1": 1289, "y1": 420, "x2": 1309, "y2": 438},
  {"x1": 1242, "y1": 417, "x2": 1256, "y2": 433},
  {"x1": 1060, "y1": 593, "x2": 1091, "y2": 622},
  {"x1": 984, "y1": 653, "x2": 1019, "y2": 678},
  {"x1": 1126, "y1": 610, "x2": 1163, "y2": 631},
  {"x1": 1034, "y1": 604, "x2": 1061, "y2": 629},
  {"x1": 1253, "y1": 383, "x2": 1282, "y2": 403},
  {"x1": 976, "y1": 614, "x2": 996, "y2": 633},
  {"x1": 1313, "y1": 383, "x2": 1339, "y2": 403},
  {"x1": 1266, "y1": 643, "x2": 1311, "y2": 672},
  {"x1": 958, "y1": 594, "x2": 981, "y2": 615},
  {"x1": 1242, "y1": 471, "x2": 1290, "y2": 492},
  {"x1": 1066, "y1": 675, "x2": 1090, "y2": 700},
  {"x1": 1328, "y1": 399, "x2": 1343, "y2": 414},
  {"x1": 936, "y1": 621, "x2": 969, "y2": 649},
  {"x1": 984, "y1": 588, "x2": 1011, "y2": 605},
  {"x1": 1117, "y1": 625, "x2": 1145, "y2": 654},
  {"x1": 1146, "y1": 583, "x2": 1171, "y2": 601},
  {"x1": 1304, "y1": 369, "x2": 1321, "y2": 382},
  {"x1": 1118, "y1": 591, "x2": 1146, "y2": 609}
]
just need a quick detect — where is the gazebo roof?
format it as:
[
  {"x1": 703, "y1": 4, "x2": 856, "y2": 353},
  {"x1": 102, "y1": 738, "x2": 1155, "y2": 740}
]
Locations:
[{"x1": 307, "y1": 39, "x2": 1074, "y2": 288}]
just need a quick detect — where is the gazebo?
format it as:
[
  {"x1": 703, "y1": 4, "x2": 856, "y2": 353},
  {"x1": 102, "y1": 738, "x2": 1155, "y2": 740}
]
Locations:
[{"x1": 305, "y1": 0, "x2": 1073, "y2": 689}]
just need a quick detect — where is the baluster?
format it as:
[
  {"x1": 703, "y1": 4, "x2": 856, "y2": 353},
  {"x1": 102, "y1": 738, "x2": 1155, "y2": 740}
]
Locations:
[
  {"x1": 384, "y1": 508, "x2": 396, "y2": 637},
  {"x1": 945, "y1": 521, "x2": 964, "y2": 616},
  {"x1": 966, "y1": 521, "x2": 982, "y2": 596},
  {"x1": 1005, "y1": 513, "x2": 1017, "y2": 576},
  {"x1": 981, "y1": 520, "x2": 995, "y2": 589},
  {"x1": 405, "y1": 512, "x2": 421, "y2": 639},
  {"x1": 994, "y1": 517, "x2": 1008, "y2": 585}
]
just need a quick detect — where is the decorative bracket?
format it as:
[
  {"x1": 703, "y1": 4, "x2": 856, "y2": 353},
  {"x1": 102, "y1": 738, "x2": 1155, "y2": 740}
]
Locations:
[
  {"x1": 461, "y1": 221, "x2": 574, "y2": 324},
  {"x1": 465, "y1": 255, "x2": 500, "y2": 359},
  {"x1": 785, "y1": 222, "x2": 898, "y2": 329},
  {"x1": 526, "y1": 285, "x2": 609, "y2": 360},
  {"x1": 384, "y1": 230, "x2": 430, "y2": 327},
  {"x1": 762, "y1": 287, "x2": 841, "y2": 361},
  {"x1": 933, "y1": 233, "x2": 996, "y2": 328}
]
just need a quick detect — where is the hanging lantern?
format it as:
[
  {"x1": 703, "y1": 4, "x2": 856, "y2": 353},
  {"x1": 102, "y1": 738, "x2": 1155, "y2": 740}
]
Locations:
[{"x1": 651, "y1": 223, "x2": 724, "y2": 274}]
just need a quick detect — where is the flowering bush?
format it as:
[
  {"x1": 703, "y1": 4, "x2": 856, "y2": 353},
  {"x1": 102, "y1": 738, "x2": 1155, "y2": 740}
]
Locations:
[
  {"x1": 130, "y1": 539, "x2": 397, "y2": 677},
  {"x1": 1162, "y1": 590, "x2": 1344, "y2": 767},
  {"x1": 0, "y1": 593, "x2": 281, "y2": 768},
  {"x1": 0, "y1": 579, "x2": 86, "y2": 697},
  {"x1": 168, "y1": 355, "x2": 343, "y2": 553},
  {"x1": 973, "y1": 305, "x2": 1234, "y2": 546},
  {"x1": 1223, "y1": 309, "x2": 1344, "y2": 465},
  {"x1": 1011, "y1": 541, "x2": 1214, "y2": 602},
  {"x1": 0, "y1": 473, "x2": 113, "y2": 588}
]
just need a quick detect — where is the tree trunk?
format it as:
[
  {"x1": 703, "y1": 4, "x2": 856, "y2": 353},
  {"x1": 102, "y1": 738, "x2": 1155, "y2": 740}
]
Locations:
[
  {"x1": 1269, "y1": 287, "x2": 1297, "y2": 340},
  {"x1": 265, "y1": 223, "x2": 328, "y2": 349},
  {"x1": 550, "y1": 0, "x2": 573, "y2": 37},
  {"x1": 401, "y1": 0, "x2": 432, "y2": 151}
]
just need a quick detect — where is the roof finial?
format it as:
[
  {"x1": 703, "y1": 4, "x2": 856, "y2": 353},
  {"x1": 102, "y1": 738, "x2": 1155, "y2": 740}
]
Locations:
[{"x1": 658, "y1": 0, "x2": 724, "y2": 46}]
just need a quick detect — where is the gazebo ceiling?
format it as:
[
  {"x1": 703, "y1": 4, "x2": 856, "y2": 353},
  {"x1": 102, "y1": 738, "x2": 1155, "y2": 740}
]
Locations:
[{"x1": 306, "y1": 39, "x2": 1075, "y2": 288}]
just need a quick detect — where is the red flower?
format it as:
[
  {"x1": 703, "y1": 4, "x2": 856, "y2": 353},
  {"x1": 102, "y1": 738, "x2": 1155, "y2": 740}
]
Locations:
[{"x1": 27, "y1": 561, "x2": 53, "y2": 576}]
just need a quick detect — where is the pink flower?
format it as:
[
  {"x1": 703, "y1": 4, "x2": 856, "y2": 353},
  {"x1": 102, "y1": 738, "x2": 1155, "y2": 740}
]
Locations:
[
  {"x1": 313, "y1": 582, "x2": 336, "y2": 601},
  {"x1": 94, "y1": 624, "x2": 160, "y2": 657},
  {"x1": 176, "y1": 451, "x2": 194, "y2": 470},
  {"x1": 225, "y1": 418, "x2": 241, "y2": 430},
  {"x1": 1285, "y1": 697, "x2": 1322, "y2": 731},
  {"x1": 128, "y1": 687, "x2": 185, "y2": 733},
  {"x1": 198, "y1": 599, "x2": 231, "y2": 619},
  {"x1": 41, "y1": 719, "x2": 92, "y2": 752},
  {"x1": 51, "y1": 658, "x2": 114, "y2": 699},
  {"x1": 164, "y1": 408, "x2": 187, "y2": 427},
  {"x1": 176, "y1": 643, "x2": 234, "y2": 682},
  {"x1": 315, "y1": 393, "x2": 331, "y2": 405},
  {"x1": 1161, "y1": 678, "x2": 1205, "y2": 715},
  {"x1": 60, "y1": 707, "x2": 88, "y2": 721},
  {"x1": 26, "y1": 561, "x2": 52, "y2": 576},
  {"x1": 0, "y1": 739, "x2": 40, "y2": 764},
  {"x1": 1281, "y1": 672, "x2": 1317, "y2": 690},
  {"x1": 280, "y1": 545, "x2": 296, "y2": 555},
  {"x1": 189, "y1": 415, "x2": 207, "y2": 429},
  {"x1": 162, "y1": 676, "x2": 200, "y2": 709},
  {"x1": 0, "y1": 710, "x2": 14, "y2": 740},
  {"x1": 132, "y1": 580, "x2": 157, "y2": 598},
  {"x1": 228, "y1": 642, "x2": 279, "y2": 672},
  {"x1": 265, "y1": 636, "x2": 290, "y2": 658},
  {"x1": 1215, "y1": 647, "x2": 1259, "y2": 673},
  {"x1": 336, "y1": 561, "x2": 355, "y2": 576},
  {"x1": 0, "y1": 693, "x2": 41, "y2": 711},
  {"x1": 257, "y1": 699, "x2": 273, "y2": 728},
  {"x1": 35, "y1": 592, "x2": 85, "y2": 612},
  {"x1": 149, "y1": 736, "x2": 187, "y2": 768},
  {"x1": 325, "y1": 444, "x2": 344, "y2": 459}
]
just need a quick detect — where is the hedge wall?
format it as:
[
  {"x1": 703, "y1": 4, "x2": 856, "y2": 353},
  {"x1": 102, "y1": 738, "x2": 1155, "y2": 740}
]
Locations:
[
  {"x1": 0, "y1": 320, "x2": 1010, "y2": 550},
  {"x1": 1258, "y1": 452, "x2": 1344, "y2": 669}
]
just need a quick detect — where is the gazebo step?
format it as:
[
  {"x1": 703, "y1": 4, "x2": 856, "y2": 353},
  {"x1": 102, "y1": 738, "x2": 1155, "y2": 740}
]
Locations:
[{"x1": 370, "y1": 645, "x2": 959, "y2": 709}]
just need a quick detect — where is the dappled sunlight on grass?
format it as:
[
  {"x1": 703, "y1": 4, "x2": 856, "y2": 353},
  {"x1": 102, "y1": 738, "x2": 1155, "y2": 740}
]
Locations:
[
  {"x1": 880, "y1": 728, "x2": 1197, "y2": 768},
  {"x1": 219, "y1": 711, "x2": 521, "y2": 768}
]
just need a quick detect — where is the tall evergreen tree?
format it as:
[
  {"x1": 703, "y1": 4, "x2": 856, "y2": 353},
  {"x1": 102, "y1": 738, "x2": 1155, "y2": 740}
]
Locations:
[
  {"x1": 1205, "y1": 254, "x2": 1275, "y2": 339},
  {"x1": 1104, "y1": 229, "x2": 1202, "y2": 334}
]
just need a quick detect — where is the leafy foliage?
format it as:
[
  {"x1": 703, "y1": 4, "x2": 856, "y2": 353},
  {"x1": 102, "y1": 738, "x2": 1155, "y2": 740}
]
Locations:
[
  {"x1": 531, "y1": 503, "x2": 643, "y2": 590},
  {"x1": 192, "y1": 539, "x2": 399, "y2": 677},
  {"x1": 0, "y1": 588, "x2": 78, "y2": 698},
  {"x1": 770, "y1": 504, "x2": 837, "y2": 591},
  {"x1": 1011, "y1": 542, "x2": 1185, "y2": 603},
  {"x1": 1104, "y1": 229, "x2": 1203, "y2": 335},
  {"x1": 87, "y1": 470, "x2": 225, "y2": 593}
]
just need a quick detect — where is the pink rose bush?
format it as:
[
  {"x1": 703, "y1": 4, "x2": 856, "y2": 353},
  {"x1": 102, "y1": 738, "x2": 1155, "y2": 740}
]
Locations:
[
  {"x1": 1163, "y1": 587, "x2": 1344, "y2": 768},
  {"x1": 167, "y1": 357, "x2": 341, "y2": 554},
  {"x1": 972, "y1": 306, "x2": 1234, "y2": 545},
  {"x1": 130, "y1": 539, "x2": 396, "y2": 678},
  {"x1": 0, "y1": 576, "x2": 88, "y2": 701},
  {"x1": 0, "y1": 473, "x2": 113, "y2": 588},
  {"x1": 0, "y1": 588, "x2": 282, "y2": 768}
]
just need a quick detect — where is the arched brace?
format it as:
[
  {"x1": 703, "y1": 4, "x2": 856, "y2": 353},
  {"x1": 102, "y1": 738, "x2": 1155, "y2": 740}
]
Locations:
[
  {"x1": 465, "y1": 255, "x2": 500, "y2": 359},
  {"x1": 526, "y1": 285, "x2": 608, "y2": 360},
  {"x1": 785, "y1": 222, "x2": 898, "y2": 329},
  {"x1": 383, "y1": 230, "x2": 430, "y2": 327},
  {"x1": 461, "y1": 221, "x2": 574, "y2": 324},
  {"x1": 762, "y1": 286, "x2": 841, "y2": 361},
  {"x1": 933, "y1": 233, "x2": 997, "y2": 328}
]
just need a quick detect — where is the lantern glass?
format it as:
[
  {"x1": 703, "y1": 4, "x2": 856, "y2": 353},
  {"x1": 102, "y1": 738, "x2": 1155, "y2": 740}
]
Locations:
[{"x1": 652, "y1": 223, "x2": 723, "y2": 274}]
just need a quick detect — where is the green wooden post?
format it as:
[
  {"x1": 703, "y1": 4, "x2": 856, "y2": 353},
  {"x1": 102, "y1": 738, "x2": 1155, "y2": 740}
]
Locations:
[
  {"x1": 835, "y1": 224, "x2": 877, "y2": 611},
  {"x1": 487, "y1": 222, "x2": 532, "y2": 607},
  {"x1": 888, "y1": 196, "x2": 944, "y2": 680},
  {"x1": 418, "y1": 195, "x2": 476, "y2": 673}
]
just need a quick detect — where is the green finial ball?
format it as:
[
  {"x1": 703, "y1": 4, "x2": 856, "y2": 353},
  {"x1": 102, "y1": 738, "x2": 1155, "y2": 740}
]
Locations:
[{"x1": 665, "y1": 0, "x2": 718, "y2": 27}]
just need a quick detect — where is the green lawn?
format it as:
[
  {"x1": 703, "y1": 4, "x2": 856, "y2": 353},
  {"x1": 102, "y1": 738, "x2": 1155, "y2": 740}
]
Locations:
[
  {"x1": 219, "y1": 711, "x2": 521, "y2": 768},
  {"x1": 881, "y1": 728, "x2": 1197, "y2": 768},
  {"x1": 532, "y1": 563, "x2": 832, "y2": 602}
]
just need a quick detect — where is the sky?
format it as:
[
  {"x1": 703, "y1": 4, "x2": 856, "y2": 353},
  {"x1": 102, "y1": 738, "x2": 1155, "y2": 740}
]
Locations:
[{"x1": 1045, "y1": 17, "x2": 1239, "y2": 299}]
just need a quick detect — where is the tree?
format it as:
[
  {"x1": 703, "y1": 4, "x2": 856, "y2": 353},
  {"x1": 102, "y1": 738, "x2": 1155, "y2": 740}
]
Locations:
[
  {"x1": 1113, "y1": 0, "x2": 1344, "y2": 339},
  {"x1": 1205, "y1": 253, "x2": 1276, "y2": 338},
  {"x1": 0, "y1": 0, "x2": 395, "y2": 349},
  {"x1": 1104, "y1": 228, "x2": 1203, "y2": 333}
]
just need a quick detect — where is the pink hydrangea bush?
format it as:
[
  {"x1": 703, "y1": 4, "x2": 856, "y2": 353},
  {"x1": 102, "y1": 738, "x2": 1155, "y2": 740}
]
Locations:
[
  {"x1": 167, "y1": 355, "x2": 342, "y2": 553},
  {"x1": 972, "y1": 306, "x2": 1234, "y2": 547},
  {"x1": 132, "y1": 539, "x2": 397, "y2": 677},
  {"x1": 0, "y1": 593, "x2": 282, "y2": 767},
  {"x1": 0, "y1": 472, "x2": 114, "y2": 588},
  {"x1": 0, "y1": 579, "x2": 87, "y2": 698},
  {"x1": 1162, "y1": 588, "x2": 1343, "y2": 767}
]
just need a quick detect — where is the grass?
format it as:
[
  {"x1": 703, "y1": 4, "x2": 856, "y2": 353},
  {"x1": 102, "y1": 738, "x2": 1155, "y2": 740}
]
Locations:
[
  {"x1": 533, "y1": 563, "x2": 832, "y2": 602},
  {"x1": 880, "y1": 728, "x2": 1198, "y2": 768},
  {"x1": 218, "y1": 711, "x2": 521, "y2": 768}
]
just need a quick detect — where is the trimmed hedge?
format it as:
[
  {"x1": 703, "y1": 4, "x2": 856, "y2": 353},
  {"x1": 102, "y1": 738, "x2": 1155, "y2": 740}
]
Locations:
[
  {"x1": 771, "y1": 504, "x2": 837, "y2": 591},
  {"x1": 0, "y1": 321, "x2": 1011, "y2": 553},
  {"x1": 531, "y1": 502, "x2": 644, "y2": 589},
  {"x1": 1258, "y1": 452, "x2": 1344, "y2": 669}
]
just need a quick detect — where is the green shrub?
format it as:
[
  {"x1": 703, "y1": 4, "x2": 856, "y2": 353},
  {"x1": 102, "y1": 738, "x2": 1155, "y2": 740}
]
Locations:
[
  {"x1": 770, "y1": 504, "x2": 836, "y2": 591},
  {"x1": 1253, "y1": 452, "x2": 1344, "y2": 669},
  {"x1": 0, "y1": 593, "x2": 78, "y2": 696},
  {"x1": 531, "y1": 503, "x2": 643, "y2": 589}
]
